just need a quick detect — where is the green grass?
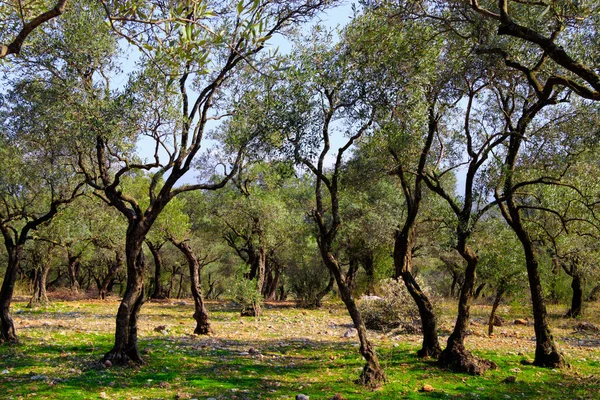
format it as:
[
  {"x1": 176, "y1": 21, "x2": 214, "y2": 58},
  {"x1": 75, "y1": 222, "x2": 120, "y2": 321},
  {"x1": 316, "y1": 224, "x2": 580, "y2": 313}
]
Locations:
[{"x1": 1, "y1": 299, "x2": 599, "y2": 399}]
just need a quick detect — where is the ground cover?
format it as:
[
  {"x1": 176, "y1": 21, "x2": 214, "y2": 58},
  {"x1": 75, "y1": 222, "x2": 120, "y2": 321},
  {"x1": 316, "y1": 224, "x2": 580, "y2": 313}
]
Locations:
[{"x1": 0, "y1": 297, "x2": 599, "y2": 399}]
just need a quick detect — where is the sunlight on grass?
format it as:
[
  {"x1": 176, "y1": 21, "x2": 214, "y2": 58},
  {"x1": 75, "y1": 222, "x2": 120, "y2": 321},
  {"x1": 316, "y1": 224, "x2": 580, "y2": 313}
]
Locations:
[{"x1": 1, "y1": 299, "x2": 599, "y2": 399}]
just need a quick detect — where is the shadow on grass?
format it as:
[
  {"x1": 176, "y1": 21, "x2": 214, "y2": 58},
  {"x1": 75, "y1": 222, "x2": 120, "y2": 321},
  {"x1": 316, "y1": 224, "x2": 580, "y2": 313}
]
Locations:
[{"x1": 2, "y1": 334, "x2": 599, "y2": 400}]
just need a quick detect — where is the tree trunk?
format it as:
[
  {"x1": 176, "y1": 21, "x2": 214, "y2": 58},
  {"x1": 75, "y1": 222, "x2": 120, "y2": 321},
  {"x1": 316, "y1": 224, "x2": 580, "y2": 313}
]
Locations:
[
  {"x1": 256, "y1": 245, "x2": 266, "y2": 297},
  {"x1": 450, "y1": 275, "x2": 458, "y2": 298},
  {"x1": 263, "y1": 263, "x2": 280, "y2": 301},
  {"x1": 147, "y1": 241, "x2": 168, "y2": 300},
  {"x1": 172, "y1": 241, "x2": 211, "y2": 335},
  {"x1": 314, "y1": 269, "x2": 335, "y2": 308},
  {"x1": 278, "y1": 283, "x2": 287, "y2": 301},
  {"x1": 345, "y1": 257, "x2": 360, "y2": 293},
  {"x1": 28, "y1": 258, "x2": 50, "y2": 307},
  {"x1": 439, "y1": 247, "x2": 496, "y2": 374},
  {"x1": 587, "y1": 284, "x2": 600, "y2": 302},
  {"x1": 525, "y1": 252, "x2": 565, "y2": 367},
  {"x1": 566, "y1": 272, "x2": 583, "y2": 318},
  {"x1": 488, "y1": 287, "x2": 505, "y2": 336},
  {"x1": 99, "y1": 252, "x2": 124, "y2": 300},
  {"x1": 394, "y1": 226, "x2": 441, "y2": 358},
  {"x1": 0, "y1": 244, "x2": 21, "y2": 344},
  {"x1": 361, "y1": 251, "x2": 376, "y2": 295},
  {"x1": 325, "y1": 252, "x2": 385, "y2": 388},
  {"x1": 474, "y1": 283, "x2": 486, "y2": 299},
  {"x1": 67, "y1": 254, "x2": 81, "y2": 293},
  {"x1": 503, "y1": 202, "x2": 565, "y2": 368},
  {"x1": 102, "y1": 233, "x2": 146, "y2": 365}
]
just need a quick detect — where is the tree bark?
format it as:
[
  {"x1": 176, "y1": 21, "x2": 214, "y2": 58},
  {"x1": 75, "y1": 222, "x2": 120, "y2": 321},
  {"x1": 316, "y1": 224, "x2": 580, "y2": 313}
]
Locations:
[
  {"x1": 147, "y1": 241, "x2": 168, "y2": 300},
  {"x1": 98, "y1": 251, "x2": 124, "y2": 300},
  {"x1": 263, "y1": 261, "x2": 281, "y2": 301},
  {"x1": 0, "y1": 244, "x2": 21, "y2": 344},
  {"x1": 566, "y1": 272, "x2": 583, "y2": 318},
  {"x1": 474, "y1": 283, "x2": 486, "y2": 299},
  {"x1": 488, "y1": 286, "x2": 505, "y2": 336},
  {"x1": 360, "y1": 251, "x2": 376, "y2": 295},
  {"x1": 314, "y1": 269, "x2": 335, "y2": 308},
  {"x1": 67, "y1": 253, "x2": 81, "y2": 293},
  {"x1": 345, "y1": 257, "x2": 360, "y2": 293},
  {"x1": 496, "y1": 97, "x2": 566, "y2": 369},
  {"x1": 102, "y1": 231, "x2": 146, "y2": 365},
  {"x1": 28, "y1": 258, "x2": 50, "y2": 307},
  {"x1": 172, "y1": 240, "x2": 211, "y2": 335},
  {"x1": 324, "y1": 252, "x2": 385, "y2": 388},
  {"x1": 439, "y1": 245, "x2": 496, "y2": 374},
  {"x1": 394, "y1": 225, "x2": 441, "y2": 358},
  {"x1": 256, "y1": 245, "x2": 267, "y2": 298},
  {"x1": 525, "y1": 250, "x2": 565, "y2": 367}
]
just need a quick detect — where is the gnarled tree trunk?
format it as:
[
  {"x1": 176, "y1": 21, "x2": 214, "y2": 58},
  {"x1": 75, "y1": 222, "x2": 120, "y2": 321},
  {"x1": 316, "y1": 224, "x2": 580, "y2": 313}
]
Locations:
[
  {"x1": 0, "y1": 244, "x2": 21, "y2": 344},
  {"x1": 28, "y1": 257, "x2": 50, "y2": 308},
  {"x1": 172, "y1": 240, "x2": 211, "y2": 335},
  {"x1": 102, "y1": 232, "x2": 146, "y2": 365},
  {"x1": 147, "y1": 240, "x2": 168, "y2": 300},
  {"x1": 394, "y1": 225, "x2": 441, "y2": 359},
  {"x1": 439, "y1": 245, "x2": 496, "y2": 374},
  {"x1": 325, "y1": 252, "x2": 385, "y2": 388},
  {"x1": 314, "y1": 269, "x2": 335, "y2": 308},
  {"x1": 98, "y1": 251, "x2": 124, "y2": 300},
  {"x1": 488, "y1": 286, "x2": 505, "y2": 336},
  {"x1": 67, "y1": 253, "x2": 81, "y2": 293}
]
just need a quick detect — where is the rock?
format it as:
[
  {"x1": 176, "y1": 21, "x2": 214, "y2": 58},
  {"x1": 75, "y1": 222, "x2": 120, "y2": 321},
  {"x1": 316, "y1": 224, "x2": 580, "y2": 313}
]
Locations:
[
  {"x1": 103, "y1": 360, "x2": 112, "y2": 368},
  {"x1": 100, "y1": 392, "x2": 108, "y2": 399},
  {"x1": 421, "y1": 384, "x2": 434, "y2": 392},
  {"x1": 30, "y1": 375, "x2": 48, "y2": 381},
  {"x1": 1, "y1": 370, "x2": 9, "y2": 374},
  {"x1": 574, "y1": 322, "x2": 600, "y2": 332},
  {"x1": 513, "y1": 319, "x2": 528, "y2": 325},
  {"x1": 296, "y1": 395, "x2": 309, "y2": 400},
  {"x1": 343, "y1": 328, "x2": 357, "y2": 338},
  {"x1": 502, "y1": 376, "x2": 517, "y2": 383},
  {"x1": 361, "y1": 295, "x2": 383, "y2": 301}
]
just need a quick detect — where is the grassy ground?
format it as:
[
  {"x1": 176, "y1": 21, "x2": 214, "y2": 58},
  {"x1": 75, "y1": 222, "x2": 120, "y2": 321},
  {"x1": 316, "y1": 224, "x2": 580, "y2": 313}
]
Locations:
[{"x1": 1, "y1": 296, "x2": 599, "y2": 399}]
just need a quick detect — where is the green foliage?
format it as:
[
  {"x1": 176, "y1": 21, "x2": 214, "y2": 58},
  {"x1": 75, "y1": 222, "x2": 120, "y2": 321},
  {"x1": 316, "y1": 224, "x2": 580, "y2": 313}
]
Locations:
[
  {"x1": 229, "y1": 276, "x2": 263, "y2": 316},
  {"x1": 286, "y1": 249, "x2": 330, "y2": 307}
]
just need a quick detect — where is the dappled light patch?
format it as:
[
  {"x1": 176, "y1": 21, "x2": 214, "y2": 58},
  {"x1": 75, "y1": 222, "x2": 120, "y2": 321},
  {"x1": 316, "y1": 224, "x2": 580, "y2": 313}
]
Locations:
[{"x1": 0, "y1": 298, "x2": 599, "y2": 398}]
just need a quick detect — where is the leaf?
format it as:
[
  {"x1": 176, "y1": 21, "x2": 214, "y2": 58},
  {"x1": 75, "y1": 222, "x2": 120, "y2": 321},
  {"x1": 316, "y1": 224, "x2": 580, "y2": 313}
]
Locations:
[
  {"x1": 537, "y1": 5, "x2": 551, "y2": 20},
  {"x1": 236, "y1": 0, "x2": 244, "y2": 15}
]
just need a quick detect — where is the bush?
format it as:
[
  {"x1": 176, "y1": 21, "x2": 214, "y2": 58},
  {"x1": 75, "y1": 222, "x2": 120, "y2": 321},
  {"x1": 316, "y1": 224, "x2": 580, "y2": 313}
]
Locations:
[
  {"x1": 286, "y1": 256, "x2": 332, "y2": 308},
  {"x1": 230, "y1": 278, "x2": 263, "y2": 317},
  {"x1": 357, "y1": 278, "x2": 420, "y2": 331}
]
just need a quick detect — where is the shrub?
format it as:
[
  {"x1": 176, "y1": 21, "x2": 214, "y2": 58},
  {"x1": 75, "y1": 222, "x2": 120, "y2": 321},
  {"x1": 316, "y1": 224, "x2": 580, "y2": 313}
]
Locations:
[
  {"x1": 230, "y1": 278, "x2": 263, "y2": 317},
  {"x1": 357, "y1": 278, "x2": 420, "y2": 331},
  {"x1": 286, "y1": 257, "x2": 332, "y2": 308}
]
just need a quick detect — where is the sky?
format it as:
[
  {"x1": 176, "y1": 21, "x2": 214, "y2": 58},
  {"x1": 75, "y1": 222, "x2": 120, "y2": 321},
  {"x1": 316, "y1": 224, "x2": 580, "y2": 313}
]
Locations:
[{"x1": 134, "y1": 1, "x2": 358, "y2": 185}]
